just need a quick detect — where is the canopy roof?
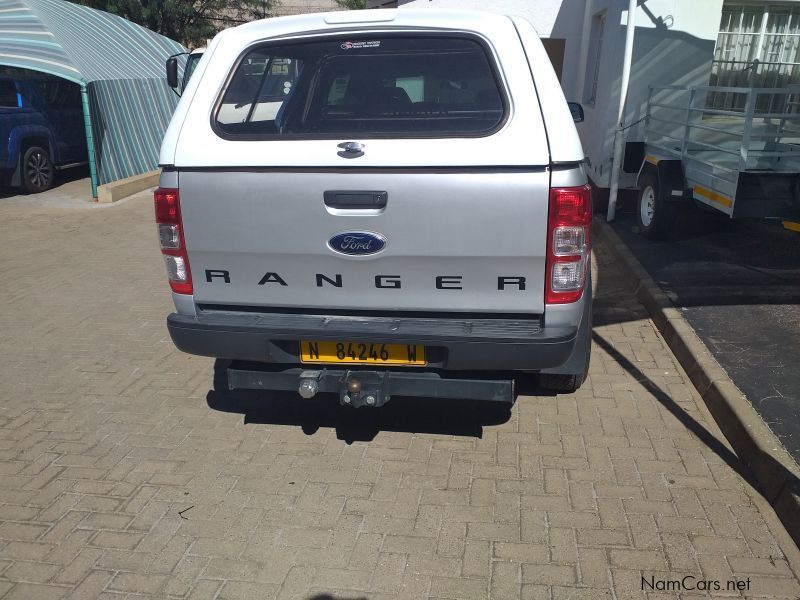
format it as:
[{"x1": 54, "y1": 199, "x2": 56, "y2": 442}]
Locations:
[
  {"x1": 0, "y1": 0, "x2": 185, "y2": 196},
  {"x1": 0, "y1": 0, "x2": 183, "y2": 84}
]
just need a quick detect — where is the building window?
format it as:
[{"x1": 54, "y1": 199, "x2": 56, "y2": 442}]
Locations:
[
  {"x1": 583, "y1": 11, "x2": 605, "y2": 106},
  {"x1": 709, "y1": 3, "x2": 800, "y2": 110}
]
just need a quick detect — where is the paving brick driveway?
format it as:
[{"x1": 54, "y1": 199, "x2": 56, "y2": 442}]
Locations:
[{"x1": 0, "y1": 191, "x2": 798, "y2": 600}]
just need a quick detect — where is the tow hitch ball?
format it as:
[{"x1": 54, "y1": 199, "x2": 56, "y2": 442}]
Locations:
[
  {"x1": 341, "y1": 372, "x2": 390, "y2": 408},
  {"x1": 341, "y1": 373, "x2": 388, "y2": 408},
  {"x1": 297, "y1": 370, "x2": 389, "y2": 407}
]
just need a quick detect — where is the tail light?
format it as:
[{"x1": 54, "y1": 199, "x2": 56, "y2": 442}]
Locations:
[
  {"x1": 545, "y1": 185, "x2": 592, "y2": 304},
  {"x1": 154, "y1": 187, "x2": 192, "y2": 295}
]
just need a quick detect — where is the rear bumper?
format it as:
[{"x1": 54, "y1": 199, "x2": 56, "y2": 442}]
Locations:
[{"x1": 167, "y1": 308, "x2": 582, "y2": 371}]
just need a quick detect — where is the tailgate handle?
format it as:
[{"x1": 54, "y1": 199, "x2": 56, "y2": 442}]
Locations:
[{"x1": 324, "y1": 190, "x2": 387, "y2": 209}]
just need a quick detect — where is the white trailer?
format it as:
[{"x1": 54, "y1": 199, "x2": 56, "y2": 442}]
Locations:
[{"x1": 630, "y1": 84, "x2": 800, "y2": 237}]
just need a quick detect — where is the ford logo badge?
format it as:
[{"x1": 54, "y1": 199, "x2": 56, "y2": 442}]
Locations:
[{"x1": 328, "y1": 231, "x2": 386, "y2": 256}]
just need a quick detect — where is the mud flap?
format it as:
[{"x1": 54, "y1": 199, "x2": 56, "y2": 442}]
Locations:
[
  {"x1": 637, "y1": 159, "x2": 687, "y2": 203},
  {"x1": 10, "y1": 154, "x2": 21, "y2": 187},
  {"x1": 538, "y1": 276, "x2": 592, "y2": 377}
]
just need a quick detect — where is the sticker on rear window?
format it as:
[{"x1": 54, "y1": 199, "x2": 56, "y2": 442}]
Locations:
[{"x1": 340, "y1": 40, "x2": 381, "y2": 50}]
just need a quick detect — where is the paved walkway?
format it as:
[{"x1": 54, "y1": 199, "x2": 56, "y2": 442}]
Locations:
[{"x1": 0, "y1": 192, "x2": 798, "y2": 599}]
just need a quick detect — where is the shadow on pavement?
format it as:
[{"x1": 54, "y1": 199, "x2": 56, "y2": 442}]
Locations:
[
  {"x1": 206, "y1": 360, "x2": 521, "y2": 443},
  {"x1": 308, "y1": 594, "x2": 367, "y2": 600},
  {"x1": 593, "y1": 331, "x2": 800, "y2": 506},
  {"x1": 609, "y1": 204, "x2": 800, "y2": 463},
  {"x1": 610, "y1": 207, "x2": 800, "y2": 307},
  {"x1": 308, "y1": 595, "x2": 367, "y2": 600}
]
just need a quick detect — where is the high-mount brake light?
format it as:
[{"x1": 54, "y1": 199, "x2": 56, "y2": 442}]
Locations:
[
  {"x1": 545, "y1": 185, "x2": 592, "y2": 304},
  {"x1": 154, "y1": 187, "x2": 192, "y2": 295}
]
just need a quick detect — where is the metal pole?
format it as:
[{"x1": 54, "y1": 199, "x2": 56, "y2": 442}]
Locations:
[
  {"x1": 644, "y1": 86, "x2": 653, "y2": 144},
  {"x1": 80, "y1": 84, "x2": 99, "y2": 200},
  {"x1": 740, "y1": 88, "x2": 756, "y2": 172},
  {"x1": 681, "y1": 88, "x2": 696, "y2": 159},
  {"x1": 576, "y1": 0, "x2": 595, "y2": 100},
  {"x1": 606, "y1": 0, "x2": 638, "y2": 222}
]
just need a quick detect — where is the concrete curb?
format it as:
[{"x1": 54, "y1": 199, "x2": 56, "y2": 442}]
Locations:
[
  {"x1": 594, "y1": 218, "x2": 800, "y2": 548},
  {"x1": 96, "y1": 170, "x2": 159, "y2": 203}
]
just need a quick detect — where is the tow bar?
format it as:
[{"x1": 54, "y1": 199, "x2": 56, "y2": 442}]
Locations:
[{"x1": 226, "y1": 364, "x2": 515, "y2": 406}]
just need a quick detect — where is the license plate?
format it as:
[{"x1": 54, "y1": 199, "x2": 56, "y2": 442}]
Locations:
[{"x1": 300, "y1": 341, "x2": 426, "y2": 366}]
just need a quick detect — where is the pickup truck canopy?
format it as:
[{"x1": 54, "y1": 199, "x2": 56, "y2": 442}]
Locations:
[{"x1": 162, "y1": 8, "x2": 585, "y2": 168}]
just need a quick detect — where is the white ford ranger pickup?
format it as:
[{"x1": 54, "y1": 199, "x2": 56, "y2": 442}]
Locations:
[{"x1": 156, "y1": 9, "x2": 592, "y2": 407}]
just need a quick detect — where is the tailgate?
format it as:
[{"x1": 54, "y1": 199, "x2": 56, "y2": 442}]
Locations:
[{"x1": 180, "y1": 169, "x2": 549, "y2": 313}]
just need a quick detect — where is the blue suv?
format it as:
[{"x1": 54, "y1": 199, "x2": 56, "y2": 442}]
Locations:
[{"x1": 0, "y1": 76, "x2": 87, "y2": 193}]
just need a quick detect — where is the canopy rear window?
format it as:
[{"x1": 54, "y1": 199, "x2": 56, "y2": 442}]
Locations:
[{"x1": 213, "y1": 35, "x2": 507, "y2": 139}]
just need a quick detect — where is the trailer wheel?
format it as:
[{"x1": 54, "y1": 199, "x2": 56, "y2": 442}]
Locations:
[{"x1": 637, "y1": 170, "x2": 676, "y2": 239}]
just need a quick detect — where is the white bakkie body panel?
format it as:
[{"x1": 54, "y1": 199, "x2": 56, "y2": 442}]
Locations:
[
  {"x1": 180, "y1": 170, "x2": 551, "y2": 313},
  {"x1": 160, "y1": 8, "x2": 587, "y2": 318}
]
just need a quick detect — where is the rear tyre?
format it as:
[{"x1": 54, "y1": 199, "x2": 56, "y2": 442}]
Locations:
[
  {"x1": 21, "y1": 146, "x2": 54, "y2": 193},
  {"x1": 539, "y1": 336, "x2": 591, "y2": 393},
  {"x1": 637, "y1": 170, "x2": 676, "y2": 240},
  {"x1": 539, "y1": 372, "x2": 585, "y2": 393}
]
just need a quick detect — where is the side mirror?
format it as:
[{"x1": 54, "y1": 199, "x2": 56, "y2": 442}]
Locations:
[
  {"x1": 568, "y1": 102, "x2": 584, "y2": 123},
  {"x1": 166, "y1": 57, "x2": 179, "y2": 89}
]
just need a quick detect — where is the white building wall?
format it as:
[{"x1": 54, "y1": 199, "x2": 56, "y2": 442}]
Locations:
[
  {"x1": 276, "y1": 0, "x2": 340, "y2": 14},
  {"x1": 400, "y1": 0, "x2": 586, "y2": 100},
  {"x1": 580, "y1": 0, "x2": 723, "y2": 187},
  {"x1": 398, "y1": 0, "x2": 726, "y2": 188},
  {"x1": 400, "y1": 0, "x2": 566, "y2": 33}
]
